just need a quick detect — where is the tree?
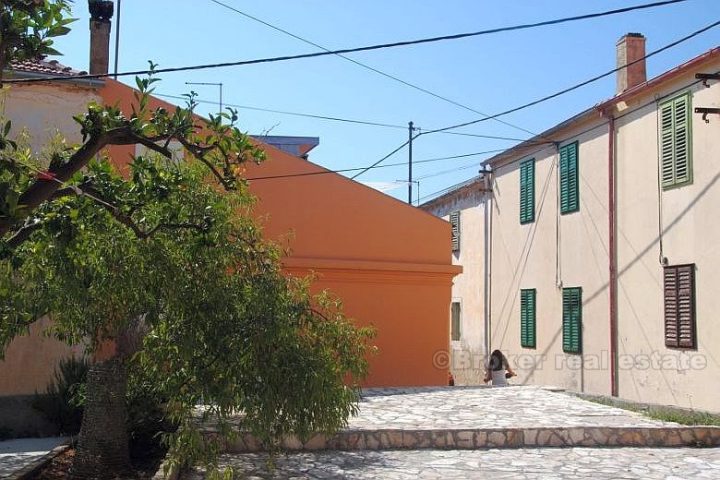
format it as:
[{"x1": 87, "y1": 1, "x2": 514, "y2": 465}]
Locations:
[{"x1": 0, "y1": 3, "x2": 374, "y2": 478}]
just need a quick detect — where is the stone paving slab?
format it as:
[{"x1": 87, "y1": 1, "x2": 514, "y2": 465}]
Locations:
[
  {"x1": 204, "y1": 387, "x2": 720, "y2": 452},
  {"x1": 0, "y1": 437, "x2": 67, "y2": 479},
  {"x1": 226, "y1": 425, "x2": 720, "y2": 452},
  {"x1": 350, "y1": 387, "x2": 677, "y2": 430},
  {"x1": 184, "y1": 447, "x2": 720, "y2": 479},
  {"x1": 202, "y1": 387, "x2": 678, "y2": 434}
]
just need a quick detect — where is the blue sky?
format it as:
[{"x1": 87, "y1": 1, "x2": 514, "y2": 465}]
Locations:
[{"x1": 53, "y1": 0, "x2": 720, "y2": 204}]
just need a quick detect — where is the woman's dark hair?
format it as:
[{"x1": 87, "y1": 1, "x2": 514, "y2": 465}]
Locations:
[{"x1": 489, "y1": 349, "x2": 505, "y2": 371}]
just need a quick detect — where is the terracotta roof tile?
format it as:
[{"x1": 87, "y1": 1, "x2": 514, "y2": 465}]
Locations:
[{"x1": 9, "y1": 57, "x2": 87, "y2": 77}]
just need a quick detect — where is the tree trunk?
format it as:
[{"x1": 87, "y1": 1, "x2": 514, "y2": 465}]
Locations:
[{"x1": 70, "y1": 357, "x2": 131, "y2": 480}]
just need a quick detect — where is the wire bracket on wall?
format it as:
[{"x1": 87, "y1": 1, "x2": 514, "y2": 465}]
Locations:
[
  {"x1": 694, "y1": 107, "x2": 720, "y2": 123},
  {"x1": 696, "y1": 73, "x2": 720, "y2": 88}
]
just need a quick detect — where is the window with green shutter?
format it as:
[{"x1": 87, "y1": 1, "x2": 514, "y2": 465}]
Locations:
[
  {"x1": 520, "y1": 289, "x2": 536, "y2": 348},
  {"x1": 519, "y1": 159, "x2": 535, "y2": 224},
  {"x1": 562, "y1": 287, "x2": 582, "y2": 354},
  {"x1": 559, "y1": 142, "x2": 579, "y2": 214},
  {"x1": 660, "y1": 93, "x2": 692, "y2": 189},
  {"x1": 451, "y1": 302, "x2": 461, "y2": 341}
]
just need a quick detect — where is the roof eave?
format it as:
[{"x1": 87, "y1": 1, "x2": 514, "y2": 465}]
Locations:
[{"x1": 4, "y1": 70, "x2": 105, "y2": 88}]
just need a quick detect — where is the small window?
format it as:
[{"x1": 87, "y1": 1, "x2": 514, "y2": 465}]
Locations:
[
  {"x1": 562, "y1": 287, "x2": 582, "y2": 353},
  {"x1": 520, "y1": 289, "x2": 536, "y2": 348},
  {"x1": 664, "y1": 264, "x2": 696, "y2": 349},
  {"x1": 520, "y1": 159, "x2": 535, "y2": 224},
  {"x1": 660, "y1": 93, "x2": 692, "y2": 189},
  {"x1": 451, "y1": 302, "x2": 461, "y2": 341},
  {"x1": 449, "y1": 211, "x2": 460, "y2": 252},
  {"x1": 559, "y1": 142, "x2": 579, "y2": 214}
]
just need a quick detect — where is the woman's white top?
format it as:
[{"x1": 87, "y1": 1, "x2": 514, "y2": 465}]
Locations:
[{"x1": 491, "y1": 369, "x2": 508, "y2": 386}]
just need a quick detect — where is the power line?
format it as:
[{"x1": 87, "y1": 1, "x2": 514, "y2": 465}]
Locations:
[
  {"x1": 416, "y1": 158, "x2": 486, "y2": 181},
  {"x1": 331, "y1": 18, "x2": 720, "y2": 183},
  {"x1": 245, "y1": 148, "x2": 507, "y2": 181},
  {"x1": 206, "y1": 0, "x2": 538, "y2": 137},
  {"x1": 154, "y1": 92, "x2": 530, "y2": 142},
  {"x1": 155, "y1": 93, "x2": 405, "y2": 130},
  {"x1": 423, "y1": 17, "x2": 720, "y2": 136},
  {"x1": 5, "y1": 0, "x2": 689, "y2": 85},
  {"x1": 349, "y1": 139, "x2": 411, "y2": 180}
]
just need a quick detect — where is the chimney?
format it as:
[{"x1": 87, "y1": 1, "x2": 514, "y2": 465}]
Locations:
[
  {"x1": 88, "y1": 0, "x2": 114, "y2": 75},
  {"x1": 616, "y1": 33, "x2": 646, "y2": 94}
]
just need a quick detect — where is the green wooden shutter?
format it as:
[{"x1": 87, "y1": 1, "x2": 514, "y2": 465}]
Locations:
[
  {"x1": 451, "y1": 302, "x2": 461, "y2": 341},
  {"x1": 559, "y1": 142, "x2": 579, "y2": 214},
  {"x1": 519, "y1": 159, "x2": 535, "y2": 224},
  {"x1": 520, "y1": 289, "x2": 536, "y2": 348},
  {"x1": 660, "y1": 93, "x2": 692, "y2": 189},
  {"x1": 562, "y1": 287, "x2": 582, "y2": 353},
  {"x1": 450, "y1": 211, "x2": 460, "y2": 252}
]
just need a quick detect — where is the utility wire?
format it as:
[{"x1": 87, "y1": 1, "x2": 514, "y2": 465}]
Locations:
[
  {"x1": 246, "y1": 17, "x2": 720, "y2": 184},
  {"x1": 5, "y1": 0, "x2": 689, "y2": 85},
  {"x1": 154, "y1": 92, "x2": 530, "y2": 142},
  {"x1": 416, "y1": 158, "x2": 486, "y2": 181},
  {"x1": 423, "y1": 17, "x2": 720, "y2": 136},
  {"x1": 246, "y1": 149, "x2": 507, "y2": 181},
  {"x1": 207, "y1": 0, "x2": 538, "y2": 137},
  {"x1": 349, "y1": 139, "x2": 413, "y2": 180}
]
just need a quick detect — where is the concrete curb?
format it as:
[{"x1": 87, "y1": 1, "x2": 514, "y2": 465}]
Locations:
[
  {"x1": 8, "y1": 442, "x2": 70, "y2": 480},
  {"x1": 213, "y1": 426, "x2": 720, "y2": 453}
]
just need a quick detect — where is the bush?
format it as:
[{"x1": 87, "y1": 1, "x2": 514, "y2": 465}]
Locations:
[
  {"x1": 33, "y1": 357, "x2": 175, "y2": 453},
  {"x1": 127, "y1": 379, "x2": 175, "y2": 459},
  {"x1": 33, "y1": 356, "x2": 89, "y2": 435}
]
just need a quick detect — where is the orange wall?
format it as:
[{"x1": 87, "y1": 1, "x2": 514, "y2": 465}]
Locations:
[
  {"x1": 97, "y1": 79, "x2": 461, "y2": 387},
  {"x1": 0, "y1": 317, "x2": 83, "y2": 396},
  {"x1": 0, "y1": 79, "x2": 459, "y2": 391}
]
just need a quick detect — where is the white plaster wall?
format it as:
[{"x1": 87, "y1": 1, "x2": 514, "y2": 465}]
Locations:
[
  {"x1": 0, "y1": 82, "x2": 98, "y2": 397},
  {"x1": 490, "y1": 120, "x2": 612, "y2": 396},
  {"x1": 615, "y1": 62, "x2": 720, "y2": 412},
  {"x1": 425, "y1": 188, "x2": 487, "y2": 385},
  {"x1": 0, "y1": 83, "x2": 100, "y2": 154}
]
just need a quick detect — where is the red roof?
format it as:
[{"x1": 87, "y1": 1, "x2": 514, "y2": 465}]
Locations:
[{"x1": 9, "y1": 58, "x2": 87, "y2": 77}]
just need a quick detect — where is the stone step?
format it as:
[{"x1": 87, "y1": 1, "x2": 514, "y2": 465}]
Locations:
[{"x1": 215, "y1": 426, "x2": 720, "y2": 453}]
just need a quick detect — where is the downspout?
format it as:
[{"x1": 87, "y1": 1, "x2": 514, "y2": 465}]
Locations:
[
  {"x1": 483, "y1": 171, "x2": 493, "y2": 359},
  {"x1": 606, "y1": 111, "x2": 619, "y2": 397}
]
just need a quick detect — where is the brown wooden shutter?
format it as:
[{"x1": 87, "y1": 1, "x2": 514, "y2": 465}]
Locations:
[
  {"x1": 664, "y1": 267, "x2": 679, "y2": 348},
  {"x1": 664, "y1": 264, "x2": 696, "y2": 349}
]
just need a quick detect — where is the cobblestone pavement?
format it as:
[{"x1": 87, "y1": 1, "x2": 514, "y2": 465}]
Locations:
[
  {"x1": 0, "y1": 437, "x2": 66, "y2": 479},
  {"x1": 349, "y1": 387, "x2": 676, "y2": 430},
  {"x1": 186, "y1": 447, "x2": 720, "y2": 479}
]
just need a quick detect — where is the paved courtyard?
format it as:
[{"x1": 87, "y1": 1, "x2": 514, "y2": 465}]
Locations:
[
  {"x1": 350, "y1": 386, "x2": 677, "y2": 429},
  {"x1": 188, "y1": 387, "x2": 720, "y2": 478},
  {"x1": 187, "y1": 447, "x2": 720, "y2": 479},
  {"x1": 0, "y1": 437, "x2": 66, "y2": 479}
]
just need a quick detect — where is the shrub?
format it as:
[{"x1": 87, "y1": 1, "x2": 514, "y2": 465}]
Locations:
[{"x1": 33, "y1": 356, "x2": 89, "y2": 435}]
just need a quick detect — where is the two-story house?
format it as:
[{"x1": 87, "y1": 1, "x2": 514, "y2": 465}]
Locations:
[{"x1": 423, "y1": 34, "x2": 720, "y2": 413}]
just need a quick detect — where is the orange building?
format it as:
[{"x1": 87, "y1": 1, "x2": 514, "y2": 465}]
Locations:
[
  {"x1": 0, "y1": 71, "x2": 459, "y2": 408},
  {"x1": 98, "y1": 79, "x2": 461, "y2": 387}
]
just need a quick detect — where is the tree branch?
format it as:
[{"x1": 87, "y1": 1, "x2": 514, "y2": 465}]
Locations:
[
  {"x1": 4, "y1": 219, "x2": 44, "y2": 250},
  {"x1": 175, "y1": 137, "x2": 235, "y2": 190},
  {"x1": 0, "y1": 126, "x2": 178, "y2": 238}
]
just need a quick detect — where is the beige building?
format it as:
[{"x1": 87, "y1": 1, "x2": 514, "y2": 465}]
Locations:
[
  {"x1": 423, "y1": 36, "x2": 720, "y2": 413},
  {"x1": 423, "y1": 179, "x2": 490, "y2": 385}
]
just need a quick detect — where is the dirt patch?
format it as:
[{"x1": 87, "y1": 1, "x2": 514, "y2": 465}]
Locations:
[{"x1": 26, "y1": 446, "x2": 165, "y2": 479}]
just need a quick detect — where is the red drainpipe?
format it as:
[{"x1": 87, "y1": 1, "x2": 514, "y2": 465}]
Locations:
[{"x1": 607, "y1": 112, "x2": 618, "y2": 397}]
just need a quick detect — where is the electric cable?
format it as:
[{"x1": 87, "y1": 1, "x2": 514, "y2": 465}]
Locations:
[{"x1": 4, "y1": 0, "x2": 689, "y2": 85}]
